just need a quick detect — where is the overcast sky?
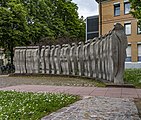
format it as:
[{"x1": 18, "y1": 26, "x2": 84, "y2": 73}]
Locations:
[{"x1": 72, "y1": 0, "x2": 99, "y2": 18}]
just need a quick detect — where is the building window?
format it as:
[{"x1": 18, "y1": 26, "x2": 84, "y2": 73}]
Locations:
[
  {"x1": 126, "y1": 45, "x2": 131, "y2": 62},
  {"x1": 124, "y1": 2, "x2": 131, "y2": 14},
  {"x1": 86, "y1": 16, "x2": 99, "y2": 40},
  {"x1": 137, "y1": 24, "x2": 141, "y2": 34},
  {"x1": 124, "y1": 23, "x2": 131, "y2": 35},
  {"x1": 114, "y1": 3, "x2": 120, "y2": 16},
  {"x1": 138, "y1": 44, "x2": 141, "y2": 61}
]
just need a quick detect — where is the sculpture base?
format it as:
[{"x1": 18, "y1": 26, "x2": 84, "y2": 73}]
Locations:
[{"x1": 106, "y1": 84, "x2": 135, "y2": 88}]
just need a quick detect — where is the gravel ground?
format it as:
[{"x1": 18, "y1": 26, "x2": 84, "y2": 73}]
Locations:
[
  {"x1": 0, "y1": 75, "x2": 105, "y2": 88},
  {"x1": 42, "y1": 96, "x2": 141, "y2": 120}
]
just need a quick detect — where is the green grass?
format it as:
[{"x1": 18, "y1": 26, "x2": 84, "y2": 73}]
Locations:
[
  {"x1": 124, "y1": 69, "x2": 141, "y2": 88},
  {"x1": 0, "y1": 91, "x2": 80, "y2": 120}
]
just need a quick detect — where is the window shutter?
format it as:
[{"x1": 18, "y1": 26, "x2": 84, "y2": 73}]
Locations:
[{"x1": 138, "y1": 45, "x2": 141, "y2": 56}]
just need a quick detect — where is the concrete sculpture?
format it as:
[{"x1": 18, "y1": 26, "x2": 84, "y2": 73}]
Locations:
[
  {"x1": 41, "y1": 46, "x2": 46, "y2": 73},
  {"x1": 60, "y1": 44, "x2": 66, "y2": 75},
  {"x1": 70, "y1": 43, "x2": 78, "y2": 75},
  {"x1": 76, "y1": 42, "x2": 84, "y2": 76},
  {"x1": 14, "y1": 47, "x2": 21, "y2": 73},
  {"x1": 14, "y1": 23, "x2": 127, "y2": 84},
  {"x1": 54, "y1": 45, "x2": 61, "y2": 74},
  {"x1": 64, "y1": 44, "x2": 71, "y2": 75},
  {"x1": 50, "y1": 45, "x2": 56, "y2": 74},
  {"x1": 44, "y1": 45, "x2": 50, "y2": 74}
]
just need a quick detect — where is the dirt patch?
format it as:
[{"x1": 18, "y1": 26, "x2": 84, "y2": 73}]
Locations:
[{"x1": 0, "y1": 75, "x2": 105, "y2": 88}]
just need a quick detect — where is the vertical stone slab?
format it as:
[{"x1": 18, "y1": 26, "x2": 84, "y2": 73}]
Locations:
[
  {"x1": 70, "y1": 43, "x2": 78, "y2": 75},
  {"x1": 54, "y1": 45, "x2": 61, "y2": 74},
  {"x1": 31, "y1": 48, "x2": 35, "y2": 73},
  {"x1": 60, "y1": 44, "x2": 66, "y2": 75},
  {"x1": 63, "y1": 45, "x2": 67, "y2": 75},
  {"x1": 99, "y1": 39, "x2": 102, "y2": 79},
  {"x1": 20, "y1": 47, "x2": 26, "y2": 74},
  {"x1": 40, "y1": 46, "x2": 46, "y2": 73},
  {"x1": 25, "y1": 46, "x2": 40, "y2": 74},
  {"x1": 26, "y1": 48, "x2": 32, "y2": 73},
  {"x1": 44, "y1": 46, "x2": 51, "y2": 74},
  {"x1": 88, "y1": 40, "x2": 93, "y2": 77},
  {"x1": 23, "y1": 48, "x2": 27, "y2": 73},
  {"x1": 103, "y1": 35, "x2": 108, "y2": 80},
  {"x1": 101, "y1": 36, "x2": 106, "y2": 80},
  {"x1": 50, "y1": 45, "x2": 56, "y2": 74},
  {"x1": 64, "y1": 44, "x2": 71, "y2": 75},
  {"x1": 84, "y1": 40, "x2": 91, "y2": 77},
  {"x1": 112, "y1": 23, "x2": 128, "y2": 84},
  {"x1": 94, "y1": 40, "x2": 98, "y2": 79},
  {"x1": 90, "y1": 38, "x2": 97, "y2": 78},
  {"x1": 19, "y1": 49, "x2": 22, "y2": 73},
  {"x1": 99, "y1": 37, "x2": 104, "y2": 79},
  {"x1": 108, "y1": 32, "x2": 114, "y2": 82},
  {"x1": 76, "y1": 42, "x2": 84, "y2": 76},
  {"x1": 31, "y1": 46, "x2": 39, "y2": 73},
  {"x1": 83, "y1": 41, "x2": 88, "y2": 77},
  {"x1": 14, "y1": 47, "x2": 21, "y2": 73},
  {"x1": 95, "y1": 38, "x2": 101, "y2": 79}
]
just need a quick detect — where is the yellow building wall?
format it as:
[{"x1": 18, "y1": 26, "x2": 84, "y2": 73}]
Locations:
[{"x1": 100, "y1": 0, "x2": 141, "y2": 62}]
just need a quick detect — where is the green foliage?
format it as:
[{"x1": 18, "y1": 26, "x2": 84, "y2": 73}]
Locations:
[
  {"x1": 124, "y1": 69, "x2": 141, "y2": 88},
  {"x1": 50, "y1": 0, "x2": 85, "y2": 40},
  {"x1": 0, "y1": 91, "x2": 80, "y2": 119},
  {"x1": 0, "y1": 0, "x2": 30, "y2": 63},
  {"x1": 21, "y1": 0, "x2": 55, "y2": 44},
  {"x1": 129, "y1": 0, "x2": 141, "y2": 27},
  {"x1": 0, "y1": 0, "x2": 29, "y2": 45}
]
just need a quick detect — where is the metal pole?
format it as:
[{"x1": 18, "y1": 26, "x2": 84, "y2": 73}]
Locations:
[
  {"x1": 86, "y1": 17, "x2": 88, "y2": 41},
  {"x1": 99, "y1": 0, "x2": 102, "y2": 36}
]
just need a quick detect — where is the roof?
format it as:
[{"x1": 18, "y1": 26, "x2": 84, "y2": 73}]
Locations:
[
  {"x1": 87, "y1": 15, "x2": 99, "y2": 19},
  {"x1": 95, "y1": 0, "x2": 108, "y2": 3}
]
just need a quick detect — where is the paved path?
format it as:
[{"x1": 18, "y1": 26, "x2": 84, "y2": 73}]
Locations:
[{"x1": 0, "y1": 85, "x2": 141, "y2": 98}]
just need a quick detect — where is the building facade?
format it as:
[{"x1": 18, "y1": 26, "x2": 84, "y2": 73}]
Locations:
[
  {"x1": 96, "y1": 0, "x2": 141, "y2": 68},
  {"x1": 86, "y1": 15, "x2": 99, "y2": 40}
]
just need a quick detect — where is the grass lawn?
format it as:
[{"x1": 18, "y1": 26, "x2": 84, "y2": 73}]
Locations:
[
  {"x1": 124, "y1": 69, "x2": 141, "y2": 88},
  {"x1": 0, "y1": 91, "x2": 80, "y2": 120}
]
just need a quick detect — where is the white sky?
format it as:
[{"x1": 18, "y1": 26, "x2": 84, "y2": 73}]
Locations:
[{"x1": 72, "y1": 0, "x2": 99, "y2": 18}]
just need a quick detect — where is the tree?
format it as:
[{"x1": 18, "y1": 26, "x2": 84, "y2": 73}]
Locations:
[
  {"x1": 129, "y1": 0, "x2": 141, "y2": 27},
  {"x1": 21, "y1": 0, "x2": 56, "y2": 45},
  {"x1": 21, "y1": 0, "x2": 85, "y2": 44},
  {"x1": 51, "y1": 0, "x2": 85, "y2": 42},
  {"x1": 0, "y1": 0, "x2": 29, "y2": 64}
]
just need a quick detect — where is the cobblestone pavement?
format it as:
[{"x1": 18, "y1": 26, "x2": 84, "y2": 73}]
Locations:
[{"x1": 42, "y1": 96, "x2": 141, "y2": 120}]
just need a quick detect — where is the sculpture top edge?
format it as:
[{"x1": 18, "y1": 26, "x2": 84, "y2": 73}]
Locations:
[
  {"x1": 15, "y1": 46, "x2": 27, "y2": 49},
  {"x1": 113, "y1": 23, "x2": 124, "y2": 31}
]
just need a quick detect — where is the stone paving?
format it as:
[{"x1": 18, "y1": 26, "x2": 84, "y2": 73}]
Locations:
[
  {"x1": 0, "y1": 85, "x2": 141, "y2": 120},
  {"x1": 42, "y1": 96, "x2": 140, "y2": 120}
]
